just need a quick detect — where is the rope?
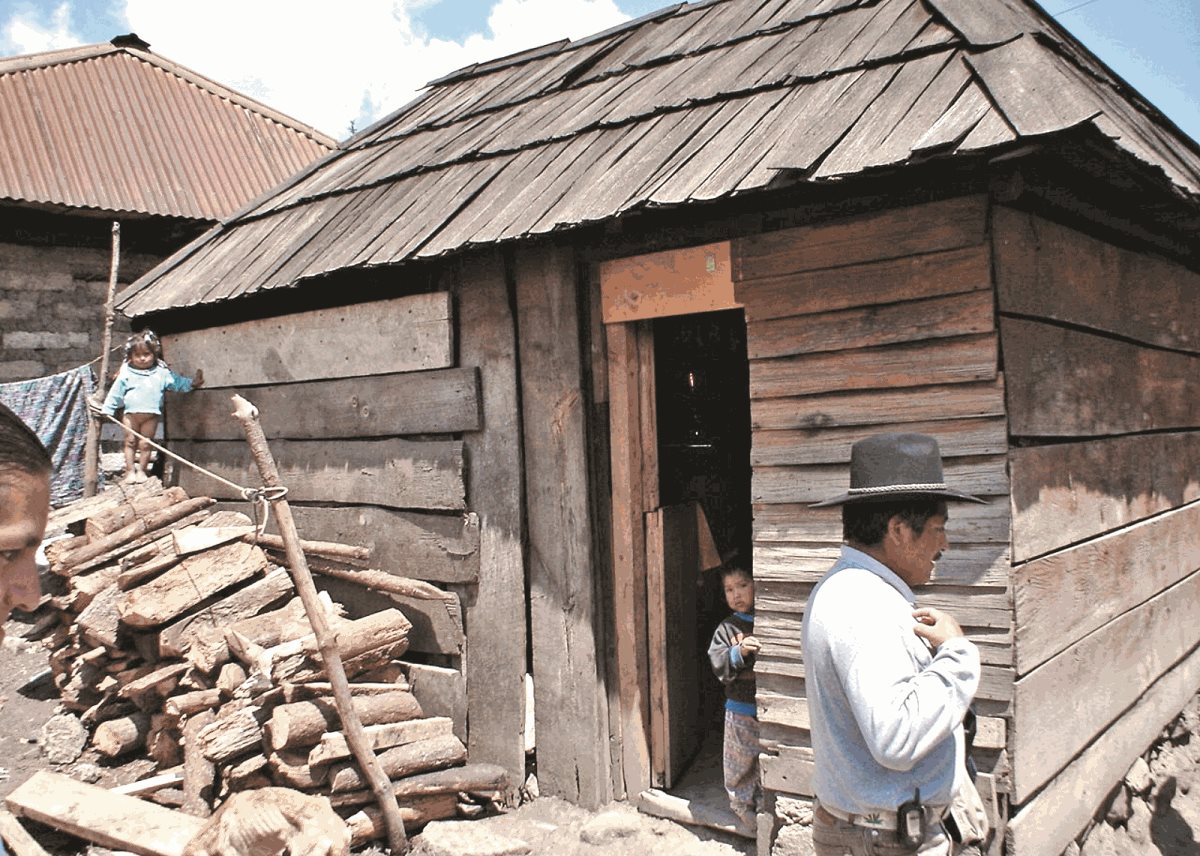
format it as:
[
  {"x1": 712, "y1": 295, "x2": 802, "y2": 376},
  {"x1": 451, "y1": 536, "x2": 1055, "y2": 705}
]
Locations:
[{"x1": 91, "y1": 408, "x2": 287, "y2": 534}]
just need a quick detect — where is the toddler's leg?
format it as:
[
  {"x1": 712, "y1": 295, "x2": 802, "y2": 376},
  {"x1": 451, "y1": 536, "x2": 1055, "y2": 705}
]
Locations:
[
  {"x1": 120, "y1": 415, "x2": 140, "y2": 482},
  {"x1": 723, "y1": 710, "x2": 761, "y2": 828},
  {"x1": 131, "y1": 414, "x2": 159, "y2": 482}
]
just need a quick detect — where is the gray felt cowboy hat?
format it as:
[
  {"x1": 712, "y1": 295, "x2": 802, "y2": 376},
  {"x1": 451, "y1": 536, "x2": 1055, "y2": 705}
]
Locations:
[{"x1": 811, "y1": 432, "x2": 986, "y2": 507}]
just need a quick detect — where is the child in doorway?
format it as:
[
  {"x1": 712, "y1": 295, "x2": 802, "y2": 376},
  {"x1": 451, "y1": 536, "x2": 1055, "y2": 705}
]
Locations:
[
  {"x1": 708, "y1": 563, "x2": 761, "y2": 831},
  {"x1": 97, "y1": 330, "x2": 203, "y2": 483}
]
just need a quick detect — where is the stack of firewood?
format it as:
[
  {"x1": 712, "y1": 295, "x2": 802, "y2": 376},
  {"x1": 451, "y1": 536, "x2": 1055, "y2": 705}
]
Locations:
[{"x1": 38, "y1": 478, "x2": 506, "y2": 846}]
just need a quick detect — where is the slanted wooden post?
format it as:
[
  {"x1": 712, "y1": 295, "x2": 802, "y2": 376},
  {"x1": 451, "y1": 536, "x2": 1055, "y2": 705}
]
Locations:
[
  {"x1": 230, "y1": 394, "x2": 409, "y2": 854},
  {"x1": 84, "y1": 221, "x2": 120, "y2": 497}
]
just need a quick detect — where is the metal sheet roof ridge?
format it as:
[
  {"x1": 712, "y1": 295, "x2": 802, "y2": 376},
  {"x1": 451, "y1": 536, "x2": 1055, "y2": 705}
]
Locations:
[
  {"x1": 0, "y1": 42, "x2": 119, "y2": 75},
  {"x1": 114, "y1": 47, "x2": 336, "y2": 148}
]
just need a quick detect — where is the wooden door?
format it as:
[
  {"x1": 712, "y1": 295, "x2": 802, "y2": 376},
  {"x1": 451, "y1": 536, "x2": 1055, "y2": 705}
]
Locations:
[{"x1": 646, "y1": 503, "x2": 702, "y2": 787}]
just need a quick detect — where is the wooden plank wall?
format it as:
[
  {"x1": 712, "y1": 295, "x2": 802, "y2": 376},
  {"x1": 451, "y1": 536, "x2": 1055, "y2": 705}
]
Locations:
[
  {"x1": 162, "y1": 287, "x2": 520, "y2": 778},
  {"x1": 730, "y1": 196, "x2": 1014, "y2": 800},
  {"x1": 994, "y1": 208, "x2": 1200, "y2": 856}
]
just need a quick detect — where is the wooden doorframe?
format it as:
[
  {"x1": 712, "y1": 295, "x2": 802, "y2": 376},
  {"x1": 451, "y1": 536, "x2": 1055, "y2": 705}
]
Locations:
[{"x1": 605, "y1": 319, "x2": 657, "y2": 796}]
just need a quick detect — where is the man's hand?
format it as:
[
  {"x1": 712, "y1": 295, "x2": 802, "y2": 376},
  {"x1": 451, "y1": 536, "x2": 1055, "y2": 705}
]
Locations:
[{"x1": 912, "y1": 607, "x2": 965, "y2": 649}]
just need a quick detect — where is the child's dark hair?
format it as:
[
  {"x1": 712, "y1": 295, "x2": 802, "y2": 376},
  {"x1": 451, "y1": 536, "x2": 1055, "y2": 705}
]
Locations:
[
  {"x1": 124, "y1": 329, "x2": 163, "y2": 362},
  {"x1": 719, "y1": 564, "x2": 752, "y2": 581}
]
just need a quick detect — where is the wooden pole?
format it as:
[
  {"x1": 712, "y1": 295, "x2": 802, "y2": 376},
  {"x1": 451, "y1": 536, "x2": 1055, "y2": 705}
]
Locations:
[
  {"x1": 83, "y1": 221, "x2": 121, "y2": 497},
  {"x1": 230, "y1": 394, "x2": 409, "y2": 854}
]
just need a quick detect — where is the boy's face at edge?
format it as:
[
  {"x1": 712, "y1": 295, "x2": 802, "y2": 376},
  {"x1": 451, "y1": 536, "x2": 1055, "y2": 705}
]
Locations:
[
  {"x1": 723, "y1": 570, "x2": 754, "y2": 614},
  {"x1": 0, "y1": 469, "x2": 49, "y2": 643}
]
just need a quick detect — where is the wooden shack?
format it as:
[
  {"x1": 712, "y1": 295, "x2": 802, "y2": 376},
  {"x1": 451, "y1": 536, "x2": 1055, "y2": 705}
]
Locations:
[{"x1": 116, "y1": 1, "x2": 1200, "y2": 854}]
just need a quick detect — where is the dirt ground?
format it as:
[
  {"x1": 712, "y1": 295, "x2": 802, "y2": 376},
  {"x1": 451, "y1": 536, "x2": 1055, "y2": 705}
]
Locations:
[{"x1": 4, "y1": 608, "x2": 1200, "y2": 856}]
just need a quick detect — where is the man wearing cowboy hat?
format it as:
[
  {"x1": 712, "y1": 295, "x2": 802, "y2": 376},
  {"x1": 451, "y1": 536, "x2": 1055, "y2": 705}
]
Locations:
[{"x1": 802, "y1": 433, "x2": 984, "y2": 855}]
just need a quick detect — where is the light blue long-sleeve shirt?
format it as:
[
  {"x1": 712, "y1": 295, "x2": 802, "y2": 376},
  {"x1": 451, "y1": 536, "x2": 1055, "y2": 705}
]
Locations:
[
  {"x1": 801, "y1": 545, "x2": 980, "y2": 816},
  {"x1": 101, "y1": 362, "x2": 194, "y2": 416}
]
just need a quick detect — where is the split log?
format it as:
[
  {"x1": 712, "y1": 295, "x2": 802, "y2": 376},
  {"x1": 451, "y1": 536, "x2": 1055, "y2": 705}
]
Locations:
[
  {"x1": 167, "y1": 689, "x2": 223, "y2": 718},
  {"x1": 327, "y1": 763, "x2": 509, "y2": 808},
  {"x1": 67, "y1": 565, "x2": 122, "y2": 612},
  {"x1": 345, "y1": 793, "x2": 460, "y2": 844},
  {"x1": 118, "y1": 552, "x2": 182, "y2": 591},
  {"x1": 224, "y1": 753, "x2": 268, "y2": 789},
  {"x1": 182, "y1": 710, "x2": 216, "y2": 818},
  {"x1": 266, "y1": 691, "x2": 423, "y2": 751},
  {"x1": 280, "y1": 680, "x2": 410, "y2": 703},
  {"x1": 197, "y1": 705, "x2": 271, "y2": 763},
  {"x1": 308, "y1": 716, "x2": 454, "y2": 766},
  {"x1": 118, "y1": 662, "x2": 189, "y2": 709},
  {"x1": 329, "y1": 733, "x2": 467, "y2": 793},
  {"x1": 86, "y1": 486, "x2": 190, "y2": 540},
  {"x1": 216, "y1": 663, "x2": 247, "y2": 696},
  {"x1": 158, "y1": 567, "x2": 294, "y2": 661},
  {"x1": 75, "y1": 583, "x2": 124, "y2": 650},
  {"x1": 147, "y1": 714, "x2": 183, "y2": 767},
  {"x1": 6, "y1": 770, "x2": 204, "y2": 856},
  {"x1": 119, "y1": 541, "x2": 270, "y2": 628},
  {"x1": 250, "y1": 532, "x2": 371, "y2": 565},
  {"x1": 44, "y1": 535, "x2": 89, "y2": 569},
  {"x1": 70, "y1": 508, "x2": 216, "y2": 577},
  {"x1": 173, "y1": 525, "x2": 255, "y2": 556},
  {"x1": 118, "y1": 511, "x2": 251, "y2": 591},
  {"x1": 267, "y1": 748, "x2": 330, "y2": 789},
  {"x1": 267, "y1": 608, "x2": 412, "y2": 684},
  {"x1": 47, "y1": 477, "x2": 164, "y2": 531},
  {"x1": 58, "y1": 497, "x2": 215, "y2": 573},
  {"x1": 93, "y1": 712, "x2": 152, "y2": 758}
]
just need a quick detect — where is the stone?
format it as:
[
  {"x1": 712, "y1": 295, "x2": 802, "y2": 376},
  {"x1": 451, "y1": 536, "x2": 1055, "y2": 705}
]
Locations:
[
  {"x1": 1104, "y1": 786, "x2": 1132, "y2": 825},
  {"x1": 414, "y1": 821, "x2": 531, "y2": 856},
  {"x1": 1124, "y1": 757, "x2": 1153, "y2": 795},
  {"x1": 73, "y1": 762, "x2": 103, "y2": 783},
  {"x1": 773, "y1": 823, "x2": 816, "y2": 856},
  {"x1": 41, "y1": 713, "x2": 88, "y2": 764},
  {"x1": 578, "y1": 808, "x2": 640, "y2": 845},
  {"x1": 1079, "y1": 821, "x2": 1117, "y2": 856},
  {"x1": 1062, "y1": 842, "x2": 1081, "y2": 856},
  {"x1": 776, "y1": 795, "x2": 814, "y2": 825},
  {"x1": 1125, "y1": 798, "x2": 1152, "y2": 845}
]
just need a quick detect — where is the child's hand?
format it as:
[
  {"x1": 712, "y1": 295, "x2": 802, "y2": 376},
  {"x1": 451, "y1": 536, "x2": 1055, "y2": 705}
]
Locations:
[
  {"x1": 738, "y1": 635, "x2": 760, "y2": 658},
  {"x1": 193, "y1": 369, "x2": 205, "y2": 389},
  {"x1": 86, "y1": 394, "x2": 104, "y2": 416}
]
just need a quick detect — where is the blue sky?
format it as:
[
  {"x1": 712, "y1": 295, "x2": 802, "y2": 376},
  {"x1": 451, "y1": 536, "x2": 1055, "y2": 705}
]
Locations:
[{"x1": 0, "y1": 0, "x2": 1195, "y2": 144}]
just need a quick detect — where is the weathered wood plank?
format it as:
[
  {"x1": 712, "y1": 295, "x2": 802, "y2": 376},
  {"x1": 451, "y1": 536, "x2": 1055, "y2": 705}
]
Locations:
[
  {"x1": 246, "y1": 504, "x2": 479, "y2": 584},
  {"x1": 515, "y1": 245, "x2": 609, "y2": 808},
  {"x1": 994, "y1": 206, "x2": 1200, "y2": 354},
  {"x1": 166, "y1": 367, "x2": 481, "y2": 441},
  {"x1": 750, "y1": 334, "x2": 998, "y2": 399},
  {"x1": 176, "y1": 438, "x2": 465, "y2": 511},
  {"x1": 1011, "y1": 569, "x2": 1200, "y2": 802},
  {"x1": 5, "y1": 771, "x2": 204, "y2": 856},
  {"x1": 157, "y1": 567, "x2": 293, "y2": 658},
  {"x1": 402, "y1": 663, "x2": 466, "y2": 743},
  {"x1": 164, "y1": 293, "x2": 454, "y2": 387},
  {"x1": 754, "y1": 542, "x2": 1011, "y2": 588},
  {"x1": 1014, "y1": 502, "x2": 1200, "y2": 675},
  {"x1": 753, "y1": 455, "x2": 1009, "y2": 505},
  {"x1": 750, "y1": 378, "x2": 1007, "y2": 432},
  {"x1": 599, "y1": 241, "x2": 737, "y2": 323},
  {"x1": 1010, "y1": 433, "x2": 1200, "y2": 562},
  {"x1": 1000, "y1": 318, "x2": 1200, "y2": 437},
  {"x1": 734, "y1": 196, "x2": 988, "y2": 282},
  {"x1": 748, "y1": 286, "x2": 994, "y2": 361},
  {"x1": 751, "y1": 417, "x2": 1007, "y2": 467},
  {"x1": 456, "y1": 251, "x2": 528, "y2": 786},
  {"x1": 753, "y1": 497, "x2": 1011, "y2": 544},
  {"x1": 605, "y1": 321, "x2": 653, "y2": 796},
  {"x1": 1006, "y1": 641, "x2": 1200, "y2": 856},
  {"x1": 736, "y1": 243, "x2": 991, "y2": 323}
]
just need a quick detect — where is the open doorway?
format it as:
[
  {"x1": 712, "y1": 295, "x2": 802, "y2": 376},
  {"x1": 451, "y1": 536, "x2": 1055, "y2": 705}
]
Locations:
[{"x1": 644, "y1": 307, "x2": 752, "y2": 822}]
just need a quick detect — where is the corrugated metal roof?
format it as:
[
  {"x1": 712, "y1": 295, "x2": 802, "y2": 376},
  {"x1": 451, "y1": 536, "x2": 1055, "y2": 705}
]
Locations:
[
  {"x1": 0, "y1": 37, "x2": 336, "y2": 221},
  {"x1": 120, "y1": 0, "x2": 1200, "y2": 316}
]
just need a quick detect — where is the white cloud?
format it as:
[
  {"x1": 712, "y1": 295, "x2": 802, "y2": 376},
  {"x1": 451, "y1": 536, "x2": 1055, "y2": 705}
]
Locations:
[
  {"x1": 120, "y1": 0, "x2": 632, "y2": 140},
  {"x1": 2, "y1": 2, "x2": 76, "y2": 54}
]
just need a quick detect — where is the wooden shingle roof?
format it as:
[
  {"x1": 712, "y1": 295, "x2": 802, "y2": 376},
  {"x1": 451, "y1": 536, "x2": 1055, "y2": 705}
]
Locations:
[
  {"x1": 0, "y1": 36, "x2": 337, "y2": 222},
  {"x1": 120, "y1": 0, "x2": 1200, "y2": 316}
]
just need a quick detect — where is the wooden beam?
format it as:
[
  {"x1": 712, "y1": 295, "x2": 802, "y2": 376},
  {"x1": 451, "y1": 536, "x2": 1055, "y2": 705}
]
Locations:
[
  {"x1": 515, "y1": 244, "x2": 610, "y2": 808},
  {"x1": 167, "y1": 367, "x2": 481, "y2": 440},
  {"x1": 456, "y1": 251, "x2": 528, "y2": 786},
  {"x1": 164, "y1": 292, "x2": 454, "y2": 387},
  {"x1": 600, "y1": 241, "x2": 736, "y2": 323},
  {"x1": 175, "y1": 437, "x2": 466, "y2": 512},
  {"x1": 5, "y1": 771, "x2": 204, "y2": 856}
]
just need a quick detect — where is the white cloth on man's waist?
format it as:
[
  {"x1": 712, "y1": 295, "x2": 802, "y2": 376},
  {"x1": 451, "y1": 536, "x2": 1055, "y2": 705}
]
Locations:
[{"x1": 801, "y1": 545, "x2": 980, "y2": 817}]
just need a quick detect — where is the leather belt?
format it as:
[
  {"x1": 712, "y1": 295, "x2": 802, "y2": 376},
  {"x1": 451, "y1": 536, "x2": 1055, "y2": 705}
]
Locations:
[{"x1": 815, "y1": 801, "x2": 948, "y2": 832}]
